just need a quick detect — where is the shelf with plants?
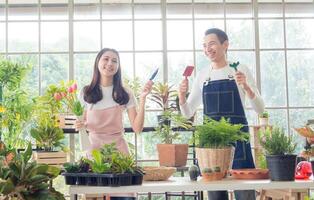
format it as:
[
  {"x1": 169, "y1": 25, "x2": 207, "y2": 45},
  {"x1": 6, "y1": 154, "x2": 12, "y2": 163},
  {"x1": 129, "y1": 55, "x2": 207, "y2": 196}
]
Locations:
[{"x1": 62, "y1": 143, "x2": 144, "y2": 187}]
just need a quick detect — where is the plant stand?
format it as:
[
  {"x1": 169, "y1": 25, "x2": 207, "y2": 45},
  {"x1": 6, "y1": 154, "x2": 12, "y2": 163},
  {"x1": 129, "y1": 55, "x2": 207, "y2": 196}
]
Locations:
[
  {"x1": 33, "y1": 151, "x2": 67, "y2": 167},
  {"x1": 249, "y1": 125, "x2": 272, "y2": 168}
]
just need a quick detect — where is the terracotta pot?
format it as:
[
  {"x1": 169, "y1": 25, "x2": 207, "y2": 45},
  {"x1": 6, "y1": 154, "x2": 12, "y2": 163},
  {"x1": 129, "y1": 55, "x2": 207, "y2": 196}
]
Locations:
[
  {"x1": 195, "y1": 147, "x2": 234, "y2": 178},
  {"x1": 157, "y1": 144, "x2": 188, "y2": 167}
]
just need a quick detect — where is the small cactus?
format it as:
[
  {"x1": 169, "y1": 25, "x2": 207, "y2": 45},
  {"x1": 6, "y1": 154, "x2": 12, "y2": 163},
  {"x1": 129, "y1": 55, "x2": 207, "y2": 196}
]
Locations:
[
  {"x1": 213, "y1": 166, "x2": 221, "y2": 172},
  {"x1": 189, "y1": 165, "x2": 200, "y2": 181},
  {"x1": 202, "y1": 167, "x2": 213, "y2": 174}
]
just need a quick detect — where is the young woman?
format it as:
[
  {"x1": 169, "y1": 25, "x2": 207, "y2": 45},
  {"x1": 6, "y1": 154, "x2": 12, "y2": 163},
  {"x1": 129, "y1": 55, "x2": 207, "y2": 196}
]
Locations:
[{"x1": 76, "y1": 47, "x2": 152, "y2": 200}]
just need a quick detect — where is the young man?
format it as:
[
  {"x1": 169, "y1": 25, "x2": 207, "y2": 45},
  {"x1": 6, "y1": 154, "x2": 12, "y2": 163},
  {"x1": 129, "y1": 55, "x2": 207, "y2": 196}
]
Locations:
[{"x1": 178, "y1": 28, "x2": 264, "y2": 200}]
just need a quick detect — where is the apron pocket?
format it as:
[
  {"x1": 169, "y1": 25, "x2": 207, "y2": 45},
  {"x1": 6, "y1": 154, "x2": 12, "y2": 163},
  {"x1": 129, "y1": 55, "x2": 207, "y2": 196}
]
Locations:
[
  {"x1": 204, "y1": 92, "x2": 219, "y2": 114},
  {"x1": 218, "y1": 91, "x2": 234, "y2": 114}
]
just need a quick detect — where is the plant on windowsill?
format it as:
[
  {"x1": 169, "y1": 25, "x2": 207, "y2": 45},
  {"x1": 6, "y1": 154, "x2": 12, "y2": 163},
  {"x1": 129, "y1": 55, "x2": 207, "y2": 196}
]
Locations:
[
  {"x1": 194, "y1": 117, "x2": 249, "y2": 177},
  {"x1": 259, "y1": 126, "x2": 297, "y2": 181}
]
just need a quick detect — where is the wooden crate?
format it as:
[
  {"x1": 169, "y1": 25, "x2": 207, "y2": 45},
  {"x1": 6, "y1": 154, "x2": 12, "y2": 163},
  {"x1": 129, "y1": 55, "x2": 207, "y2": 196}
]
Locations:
[
  {"x1": 33, "y1": 151, "x2": 68, "y2": 167},
  {"x1": 83, "y1": 194, "x2": 110, "y2": 200},
  {"x1": 58, "y1": 114, "x2": 76, "y2": 129}
]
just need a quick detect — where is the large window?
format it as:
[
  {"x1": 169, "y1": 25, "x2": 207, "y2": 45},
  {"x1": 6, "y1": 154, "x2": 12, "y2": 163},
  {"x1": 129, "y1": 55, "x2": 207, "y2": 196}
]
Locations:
[{"x1": 1, "y1": 0, "x2": 314, "y2": 156}]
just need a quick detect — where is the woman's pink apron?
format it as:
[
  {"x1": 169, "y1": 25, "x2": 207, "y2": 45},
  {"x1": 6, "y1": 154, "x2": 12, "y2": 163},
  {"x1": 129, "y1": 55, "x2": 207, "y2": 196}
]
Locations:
[{"x1": 86, "y1": 105, "x2": 134, "y2": 197}]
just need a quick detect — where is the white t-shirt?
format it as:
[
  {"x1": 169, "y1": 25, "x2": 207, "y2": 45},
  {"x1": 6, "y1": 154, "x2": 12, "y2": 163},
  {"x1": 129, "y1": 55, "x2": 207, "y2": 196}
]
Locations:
[
  {"x1": 180, "y1": 62, "x2": 265, "y2": 118},
  {"x1": 79, "y1": 85, "x2": 136, "y2": 110}
]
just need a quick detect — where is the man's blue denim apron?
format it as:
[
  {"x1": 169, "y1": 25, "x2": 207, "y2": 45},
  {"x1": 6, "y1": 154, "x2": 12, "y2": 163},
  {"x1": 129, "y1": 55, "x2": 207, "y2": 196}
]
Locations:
[{"x1": 202, "y1": 76, "x2": 255, "y2": 200}]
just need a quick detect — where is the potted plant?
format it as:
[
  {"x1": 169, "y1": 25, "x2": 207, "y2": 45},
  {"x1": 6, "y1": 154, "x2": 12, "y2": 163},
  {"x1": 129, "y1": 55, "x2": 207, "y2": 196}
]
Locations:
[
  {"x1": 0, "y1": 143, "x2": 65, "y2": 199},
  {"x1": 0, "y1": 56, "x2": 34, "y2": 148},
  {"x1": 149, "y1": 82, "x2": 177, "y2": 126},
  {"x1": 259, "y1": 111, "x2": 269, "y2": 126},
  {"x1": 259, "y1": 126, "x2": 297, "y2": 181},
  {"x1": 31, "y1": 84, "x2": 67, "y2": 166},
  {"x1": 194, "y1": 117, "x2": 249, "y2": 178},
  {"x1": 155, "y1": 112, "x2": 192, "y2": 167}
]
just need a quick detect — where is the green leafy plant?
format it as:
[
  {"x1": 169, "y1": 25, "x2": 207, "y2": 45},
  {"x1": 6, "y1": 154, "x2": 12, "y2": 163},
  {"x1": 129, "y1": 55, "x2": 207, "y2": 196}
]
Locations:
[
  {"x1": 84, "y1": 149, "x2": 111, "y2": 174},
  {"x1": 30, "y1": 85, "x2": 66, "y2": 151},
  {"x1": 195, "y1": 117, "x2": 249, "y2": 148},
  {"x1": 123, "y1": 77, "x2": 142, "y2": 102},
  {"x1": 259, "y1": 127, "x2": 296, "y2": 155},
  {"x1": 149, "y1": 82, "x2": 177, "y2": 112},
  {"x1": 0, "y1": 57, "x2": 34, "y2": 149},
  {"x1": 111, "y1": 153, "x2": 136, "y2": 174},
  {"x1": 154, "y1": 111, "x2": 192, "y2": 144},
  {"x1": 84, "y1": 143, "x2": 142, "y2": 175},
  {"x1": 0, "y1": 143, "x2": 65, "y2": 200},
  {"x1": 30, "y1": 125, "x2": 64, "y2": 152},
  {"x1": 259, "y1": 111, "x2": 269, "y2": 118},
  {"x1": 63, "y1": 162, "x2": 80, "y2": 173}
]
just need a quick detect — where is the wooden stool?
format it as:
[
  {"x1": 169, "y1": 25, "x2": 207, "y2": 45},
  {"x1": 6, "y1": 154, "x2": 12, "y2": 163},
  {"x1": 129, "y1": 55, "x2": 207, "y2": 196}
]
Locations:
[{"x1": 258, "y1": 189, "x2": 308, "y2": 200}]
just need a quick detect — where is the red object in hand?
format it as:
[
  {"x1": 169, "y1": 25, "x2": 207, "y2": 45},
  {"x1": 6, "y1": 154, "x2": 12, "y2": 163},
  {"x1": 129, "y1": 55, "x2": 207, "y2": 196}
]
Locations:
[
  {"x1": 295, "y1": 161, "x2": 312, "y2": 179},
  {"x1": 183, "y1": 66, "x2": 194, "y2": 77}
]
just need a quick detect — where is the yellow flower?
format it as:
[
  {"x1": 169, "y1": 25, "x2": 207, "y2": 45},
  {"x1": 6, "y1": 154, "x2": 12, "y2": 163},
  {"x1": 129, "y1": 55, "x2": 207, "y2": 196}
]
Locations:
[{"x1": 0, "y1": 106, "x2": 5, "y2": 113}]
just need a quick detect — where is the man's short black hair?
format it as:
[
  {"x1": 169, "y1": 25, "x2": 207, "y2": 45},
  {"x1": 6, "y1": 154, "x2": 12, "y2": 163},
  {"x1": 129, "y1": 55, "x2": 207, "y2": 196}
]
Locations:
[{"x1": 205, "y1": 28, "x2": 228, "y2": 44}]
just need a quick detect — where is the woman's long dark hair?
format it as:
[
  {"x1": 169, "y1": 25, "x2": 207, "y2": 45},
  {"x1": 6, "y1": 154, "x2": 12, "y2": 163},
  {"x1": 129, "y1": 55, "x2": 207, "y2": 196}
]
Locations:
[{"x1": 83, "y1": 48, "x2": 129, "y2": 105}]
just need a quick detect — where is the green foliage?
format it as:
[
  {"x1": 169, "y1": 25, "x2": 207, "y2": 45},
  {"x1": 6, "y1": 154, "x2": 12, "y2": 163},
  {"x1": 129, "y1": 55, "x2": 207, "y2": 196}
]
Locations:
[
  {"x1": 259, "y1": 111, "x2": 269, "y2": 118},
  {"x1": 0, "y1": 143, "x2": 65, "y2": 200},
  {"x1": 259, "y1": 127, "x2": 296, "y2": 155},
  {"x1": 256, "y1": 151, "x2": 267, "y2": 169},
  {"x1": 63, "y1": 162, "x2": 80, "y2": 173},
  {"x1": 111, "y1": 153, "x2": 136, "y2": 174},
  {"x1": 84, "y1": 150, "x2": 111, "y2": 174},
  {"x1": 123, "y1": 77, "x2": 142, "y2": 102},
  {"x1": 30, "y1": 126, "x2": 64, "y2": 152},
  {"x1": 149, "y1": 82, "x2": 177, "y2": 112},
  {"x1": 0, "y1": 57, "x2": 34, "y2": 149},
  {"x1": 195, "y1": 117, "x2": 248, "y2": 148},
  {"x1": 154, "y1": 111, "x2": 192, "y2": 144},
  {"x1": 1, "y1": 89, "x2": 34, "y2": 148},
  {"x1": 31, "y1": 84, "x2": 66, "y2": 151},
  {"x1": 0, "y1": 56, "x2": 31, "y2": 90},
  {"x1": 83, "y1": 143, "x2": 140, "y2": 174}
]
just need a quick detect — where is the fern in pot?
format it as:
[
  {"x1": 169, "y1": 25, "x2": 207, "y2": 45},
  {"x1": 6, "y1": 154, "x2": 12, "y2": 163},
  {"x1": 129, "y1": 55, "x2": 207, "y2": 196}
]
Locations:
[
  {"x1": 259, "y1": 127, "x2": 297, "y2": 181},
  {"x1": 194, "y1": 117, "x2": 248, "y2": 178}
]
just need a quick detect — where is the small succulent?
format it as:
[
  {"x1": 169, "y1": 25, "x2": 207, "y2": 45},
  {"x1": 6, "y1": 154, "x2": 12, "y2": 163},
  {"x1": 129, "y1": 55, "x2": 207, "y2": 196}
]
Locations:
[
  {"x1": 189, "y1": 165, "x2": 200, "y2": 181},
  {"x1": 202, "y1": 167, "x2": 213, "y2": 174},
  {"x1": 213, "y1": 166, "x2": 221, "y2": 173},
  {"x1": 229, "y1": 61, "x2": 240, "y2": 71}
]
